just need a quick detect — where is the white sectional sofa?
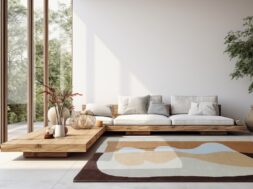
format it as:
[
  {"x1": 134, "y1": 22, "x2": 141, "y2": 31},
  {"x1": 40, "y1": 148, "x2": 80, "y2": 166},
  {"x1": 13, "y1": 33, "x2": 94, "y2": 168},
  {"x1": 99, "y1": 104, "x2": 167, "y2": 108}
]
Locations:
[{"x1": 84, "y1": 95, "x2": 248, "y2": 134}]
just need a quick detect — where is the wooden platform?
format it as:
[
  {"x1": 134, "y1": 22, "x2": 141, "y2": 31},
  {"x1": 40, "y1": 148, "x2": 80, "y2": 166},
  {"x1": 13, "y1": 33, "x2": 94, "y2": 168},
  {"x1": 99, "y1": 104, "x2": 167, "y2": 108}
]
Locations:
[
  {"x1": 0, "y1": 124, "x2": 249, "y2": 157},
  {"x1": 1, "y1": 126, "x2": 105, "y2": 157},
  {"x1": 106, "y1": 125, "x2": 250, "y2": 134}
]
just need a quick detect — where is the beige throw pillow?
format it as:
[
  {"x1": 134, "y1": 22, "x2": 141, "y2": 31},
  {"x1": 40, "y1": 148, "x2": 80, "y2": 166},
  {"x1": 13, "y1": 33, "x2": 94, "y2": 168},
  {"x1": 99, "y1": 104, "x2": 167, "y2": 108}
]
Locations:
[
  {"x1": 118, "y1": 95, "x2": 150, "y2": 114},
  {"x1": 188, "y1": 102, "x2": 218, "y2": 116}
]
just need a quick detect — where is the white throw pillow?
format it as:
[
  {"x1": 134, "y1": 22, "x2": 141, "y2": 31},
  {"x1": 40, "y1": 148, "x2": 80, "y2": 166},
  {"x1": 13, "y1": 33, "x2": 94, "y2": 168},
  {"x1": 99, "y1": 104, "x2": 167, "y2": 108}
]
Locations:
[
  {"x1": 85, "y1": 104, "x2": 112, "y2": 117},
  {"x1": 188, "y1": 102, "x2": 218, "y2": 116}
]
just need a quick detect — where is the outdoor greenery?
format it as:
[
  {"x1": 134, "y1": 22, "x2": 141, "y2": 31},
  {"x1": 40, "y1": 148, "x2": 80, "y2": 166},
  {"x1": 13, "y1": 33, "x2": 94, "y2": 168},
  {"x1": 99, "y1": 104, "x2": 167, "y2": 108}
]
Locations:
[
  {"x1": 224, "y1": 16, "x2": 253, "y2": 93},
  {"x1": 7, "y1": 0, "x2": 72, "y2": 124}
]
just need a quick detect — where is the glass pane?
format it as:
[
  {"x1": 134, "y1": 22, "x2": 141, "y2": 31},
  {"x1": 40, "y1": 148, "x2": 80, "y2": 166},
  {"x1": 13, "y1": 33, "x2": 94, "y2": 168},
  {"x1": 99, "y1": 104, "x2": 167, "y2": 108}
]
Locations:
[
  {"x1": 48, "y1": 0, "x2": 72, "y2": 91},
  {"x1": 7, "y1": 0, "x2": 28, "y2": 140},
  {"x1": 33, "y1": 0, "x2": 44, "y2": 130},
  {"x1": 0, "y1": 0, "x2": 2, "y2": 143}
]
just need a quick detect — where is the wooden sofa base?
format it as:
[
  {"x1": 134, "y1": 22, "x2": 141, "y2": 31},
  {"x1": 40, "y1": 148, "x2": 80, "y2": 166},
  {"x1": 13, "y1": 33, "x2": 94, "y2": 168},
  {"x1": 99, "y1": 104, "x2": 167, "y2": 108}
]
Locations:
[
  {"x1": 126, "y1": 131, "x2": 151, "y2": 135},
  {"x1": 106, "y1": 125, "x2": 250, "y2": 134}
]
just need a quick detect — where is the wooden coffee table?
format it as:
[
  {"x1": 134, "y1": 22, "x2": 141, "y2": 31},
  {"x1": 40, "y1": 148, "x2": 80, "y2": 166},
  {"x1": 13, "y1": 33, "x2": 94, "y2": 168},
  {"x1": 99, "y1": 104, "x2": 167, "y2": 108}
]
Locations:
[{"x1": 0, "y1": 126, "x2": 105, "y2": 157}]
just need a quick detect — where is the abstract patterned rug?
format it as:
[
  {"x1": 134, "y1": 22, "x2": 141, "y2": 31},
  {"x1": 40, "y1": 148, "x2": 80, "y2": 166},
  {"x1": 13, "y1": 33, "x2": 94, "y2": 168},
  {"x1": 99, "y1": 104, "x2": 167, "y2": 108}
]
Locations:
[{"x1": 74, "y1": 138, "x2": 253, "y2": 182}]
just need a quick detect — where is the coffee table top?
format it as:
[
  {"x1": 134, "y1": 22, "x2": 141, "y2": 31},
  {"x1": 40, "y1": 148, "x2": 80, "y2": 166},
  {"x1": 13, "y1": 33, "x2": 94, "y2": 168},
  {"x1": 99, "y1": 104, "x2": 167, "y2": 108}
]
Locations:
[{"x1": 1, "y1": 126, "x2": 105, "y2": 152}]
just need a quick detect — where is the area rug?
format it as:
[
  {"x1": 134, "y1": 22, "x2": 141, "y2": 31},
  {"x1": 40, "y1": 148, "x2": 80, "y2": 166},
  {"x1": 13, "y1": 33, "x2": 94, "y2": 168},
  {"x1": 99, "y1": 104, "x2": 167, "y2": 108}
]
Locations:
[{"x1": 74, "y1": 138, "x2": 253, "y2": 182}]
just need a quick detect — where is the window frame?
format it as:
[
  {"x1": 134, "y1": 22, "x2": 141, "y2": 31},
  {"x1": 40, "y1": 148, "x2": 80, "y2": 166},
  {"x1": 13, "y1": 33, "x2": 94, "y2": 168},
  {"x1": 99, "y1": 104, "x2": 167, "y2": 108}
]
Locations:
[{"x1": 0, "y1": 0, "x2": 8, "y2": 143}]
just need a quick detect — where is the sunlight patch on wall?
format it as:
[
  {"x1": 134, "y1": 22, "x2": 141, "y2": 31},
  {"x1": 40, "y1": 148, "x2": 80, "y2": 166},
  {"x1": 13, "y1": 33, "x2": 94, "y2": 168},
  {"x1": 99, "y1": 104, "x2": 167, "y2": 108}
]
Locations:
[
  {"x1": 129, "y1": 73, "x2": 151, "y2": 95},
  {"x1": 94, "y1": 35, "x2": 120, "y2": 103},
  {"x1": 73, "y1": 12, "x2": 87, "y2": 110}
]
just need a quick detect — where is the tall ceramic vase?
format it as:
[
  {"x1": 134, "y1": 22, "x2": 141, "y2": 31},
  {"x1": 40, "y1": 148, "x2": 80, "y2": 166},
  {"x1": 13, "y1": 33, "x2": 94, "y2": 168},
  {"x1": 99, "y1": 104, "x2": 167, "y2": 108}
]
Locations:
[
  {"x1": 48, "y1": 107, "x2": 70, "y2": 126},
  {"x1": 245, "y1": 105, "x2": 253, "y2": 132}
]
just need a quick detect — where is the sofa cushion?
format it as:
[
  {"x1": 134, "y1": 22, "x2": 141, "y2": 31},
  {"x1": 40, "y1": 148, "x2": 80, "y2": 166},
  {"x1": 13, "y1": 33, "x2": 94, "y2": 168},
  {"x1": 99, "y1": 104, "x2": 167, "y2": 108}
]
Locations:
[
  {"x1": 113, "y1": 114, "x2": 172, "y2": 125},
  {"x1": 170, "y1": 114, "x2": 234, "y2": 125},
  {"x1": 95, "y1": 116, "x2": 113, "y2": 125},
  {"x1": 171, "y1": 96, "x2": 218, "y2": 114},
  {"x1": 86, "y1": 104, "x2": 112, "y2": 117},
  {"x1": 148, "y1": 103, "x2": 169, "y2": 116},
  {"x1": 188, "y1": 102, "x2": 218, "y2": 116},
  {"x1": 118, "y1": 95, "x2": 150, "y2": 115},
  {"x1": 150, "y1": 95, "x2": 163, "y2": 104}
]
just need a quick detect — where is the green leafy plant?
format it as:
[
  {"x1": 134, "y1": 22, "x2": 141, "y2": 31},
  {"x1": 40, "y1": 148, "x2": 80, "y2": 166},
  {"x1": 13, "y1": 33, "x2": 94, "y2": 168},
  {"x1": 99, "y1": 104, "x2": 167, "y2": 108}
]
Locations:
[
  {"x1": 224, "y1": 16, "x2": 253, "y2": 93},
  {"x1": 42, "y1": 84, "x2": 82, "y2": 125}
]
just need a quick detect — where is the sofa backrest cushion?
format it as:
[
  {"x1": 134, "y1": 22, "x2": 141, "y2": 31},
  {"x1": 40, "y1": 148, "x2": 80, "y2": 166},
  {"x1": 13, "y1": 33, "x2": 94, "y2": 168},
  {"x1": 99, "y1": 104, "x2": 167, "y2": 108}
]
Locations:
[
  {"x1": 171, "y1": 96, "x2": 218, "y2": 114},
  {"x1": 188, "y1": 102, "x2": 218, "y2": 116},
  {"x1": 150, "y1": 95, "x2": 163, "y2": 104}
]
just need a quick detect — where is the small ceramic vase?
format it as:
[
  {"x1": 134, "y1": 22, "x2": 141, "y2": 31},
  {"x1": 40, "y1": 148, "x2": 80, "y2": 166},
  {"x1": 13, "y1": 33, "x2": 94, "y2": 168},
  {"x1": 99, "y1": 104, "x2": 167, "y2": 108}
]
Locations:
[{"x1": 54, "y1": 125, "x2": 65, "y2": 138}]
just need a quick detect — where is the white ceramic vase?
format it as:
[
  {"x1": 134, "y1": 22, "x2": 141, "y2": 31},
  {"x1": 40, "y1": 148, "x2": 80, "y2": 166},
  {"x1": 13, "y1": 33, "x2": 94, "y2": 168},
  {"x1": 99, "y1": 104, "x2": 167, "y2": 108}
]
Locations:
[
  {"x1": 245, "y1": 105, "x2": 253, "y2": 131},
  {"x1": 54, "y1": 125, "x2": 65, "y2": 138}
]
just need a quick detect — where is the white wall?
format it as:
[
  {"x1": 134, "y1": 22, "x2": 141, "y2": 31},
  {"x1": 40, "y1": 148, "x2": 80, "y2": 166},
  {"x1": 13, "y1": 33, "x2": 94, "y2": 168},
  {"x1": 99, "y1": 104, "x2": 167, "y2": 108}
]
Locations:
[{"x1": 73, "y1": 0, "x2": 253, "y2": 120}]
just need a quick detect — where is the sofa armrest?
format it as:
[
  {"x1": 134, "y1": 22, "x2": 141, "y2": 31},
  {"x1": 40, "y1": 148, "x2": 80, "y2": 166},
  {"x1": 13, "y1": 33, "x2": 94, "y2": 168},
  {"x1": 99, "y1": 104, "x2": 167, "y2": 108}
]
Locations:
[{"x1": 111, "y1": 104, "x2": 118, "y2": 118}]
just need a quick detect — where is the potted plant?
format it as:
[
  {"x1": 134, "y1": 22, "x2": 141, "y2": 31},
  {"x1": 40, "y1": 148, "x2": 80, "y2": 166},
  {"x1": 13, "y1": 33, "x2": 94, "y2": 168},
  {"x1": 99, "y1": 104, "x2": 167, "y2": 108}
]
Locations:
[
  {"x1": 43, "y1": 84, "x2": 82, "y2": 137},
  {"x1": 224, "y1": 16, "x2": 253, "y2": 130}
]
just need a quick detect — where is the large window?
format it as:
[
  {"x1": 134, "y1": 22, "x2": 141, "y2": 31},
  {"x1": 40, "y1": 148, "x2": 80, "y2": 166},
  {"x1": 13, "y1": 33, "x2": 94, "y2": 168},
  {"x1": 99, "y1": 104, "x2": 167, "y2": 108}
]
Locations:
[
  {"x1": 0, "y1": 0, "x2": 1, "y2": 143},
  {"x1": 34, "y1": 0, "x2": 44, "y2": 130},
  {"x1": 49, "y1": 0, "x2": 72, "y2": 90},
  {"x1": 7, "y1": 0, "x2": 28, "y2": 140},
  {"x1": 2, "y1": 0, "x2": 72, "y2": 141}
]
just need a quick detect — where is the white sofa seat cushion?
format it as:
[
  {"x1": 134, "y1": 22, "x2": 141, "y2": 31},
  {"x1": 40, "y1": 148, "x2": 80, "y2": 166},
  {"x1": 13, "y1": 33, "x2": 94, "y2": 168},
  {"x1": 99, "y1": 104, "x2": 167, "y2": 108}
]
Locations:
[
  {"x1": 170, "y1": 114, "x2": 234, "y2": 125},
  {"x1": 95, "y1": 116, "x2": 113, "y2": 125},
  {"x1": 113, "y1": 114, "x2": 172, "y2": 125}
]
